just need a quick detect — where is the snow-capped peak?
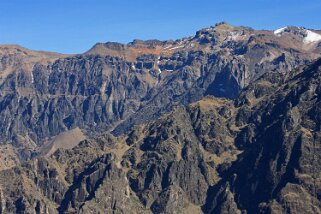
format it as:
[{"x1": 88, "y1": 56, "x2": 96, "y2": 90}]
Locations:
[
  {"x1": 303, "y1": 30, "x2": 321, "y2": 43},
  {"x1": 274, "y1": 26, "x2": 321, "y2": 44},
  {"x1": 274, "y1": 27, "x2": 287, "y2": 36}
]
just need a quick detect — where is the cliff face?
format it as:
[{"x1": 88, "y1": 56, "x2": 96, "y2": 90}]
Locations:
[
  {"x1": 1, "y1": 58, "x2": 321, "y2": 213},
  {"x1": 204, "y1": 58, "x2": 321, "y2": 214},
  {"x1": 0, "y1": 24, "x2": 320, "y2": 159},
  {"x1": 1, "y1": 23, "x2": 321, "y2": 213}
]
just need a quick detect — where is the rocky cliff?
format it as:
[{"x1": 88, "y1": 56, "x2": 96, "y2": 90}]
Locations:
[
  {"x1": 1, "y1": 57, "x2": 321, "y2": 213},
  {"x1": 1, "y1": 23, "x2": 321, "y2": 168},
  {"x1": 0, "y1": 23, "x2": 321, "y2": 213}
]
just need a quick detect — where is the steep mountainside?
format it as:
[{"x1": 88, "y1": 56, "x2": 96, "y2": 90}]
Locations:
[
  {"x1": 1, "y1": 58, "x2": 321, "y2": 213},
  {"x1": 0, "y1": 23, "x2": 321, "y2": 168}
]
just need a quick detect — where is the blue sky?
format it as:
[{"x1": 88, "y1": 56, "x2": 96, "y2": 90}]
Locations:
[{"x1": 1, "y1": 0, "x2": 321, "y2": 54}]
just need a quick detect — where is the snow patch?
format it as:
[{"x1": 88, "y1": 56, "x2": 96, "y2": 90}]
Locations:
[
  {"x1": 303, "y1": 30, "x2": 321, "y2": 43},
  {"x1": 163, "y1": 45, "x2": 172, "y2": 50},
  {"x1": 226, "y1": 31, "x2": 246, "y2": 41},
  {"x1": 274, "y1": 26, "x2": 321, "y2": 43},
  {"x1": 274, "y1": 27, "x2": 287, "y2": 36},
  {"x1": 31, "y1": 72, "x2": 34, "y2": 84},
  {"x1": 230, "y1": 32, "x2": 240, "y2": 40},
  {"x1": 169, "y1": 45, "x2": 185, "y2": 50}
]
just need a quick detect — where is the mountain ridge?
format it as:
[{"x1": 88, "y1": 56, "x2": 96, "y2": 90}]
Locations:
[
  {"x1": 3, "y1": 22, "x2": 321, "y2": 55},
  {"x1": 0, "y1": 22, "x2": 320, "y2": 169},
  {"x1": 0, "y1": 57, "x2": 321, "y2": 213},
  {"x1": 0, "y1": 22, "x2": 321, "y2": 213}
]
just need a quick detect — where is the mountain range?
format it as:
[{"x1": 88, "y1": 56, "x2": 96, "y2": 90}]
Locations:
[{"x1": 0, "y1": 22, "x2": 321, "y2": 213}]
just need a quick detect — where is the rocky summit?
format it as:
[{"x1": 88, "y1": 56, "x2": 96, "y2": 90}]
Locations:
[{"x1": 0, "y1": 23, "x2": 321, "y2": 214}]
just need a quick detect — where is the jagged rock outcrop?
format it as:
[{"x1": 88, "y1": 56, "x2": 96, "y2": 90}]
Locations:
[
  {"x1": 1, "y1": 23, "x2": 320, "y2": 158},
  {"x1": 1, "y1": 23, "x2": 321, "y2": 213},
  {"x1": 0, "y1": 94, "x2": 239, "y2": 213},
  {"x1": 204, "y1": 58, "x2": 321, "y2": 214},
  {"x1": 1, "y1": 57, "x2": 321, "y2": 213}
]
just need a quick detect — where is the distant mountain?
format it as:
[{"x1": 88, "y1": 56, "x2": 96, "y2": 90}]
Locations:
[
  {"x1": 1, "y1": 23, "x2": 320, "y2": 166},
  {"x1": 0, "y1": 22, "x2": 321, "y2": 213}
]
